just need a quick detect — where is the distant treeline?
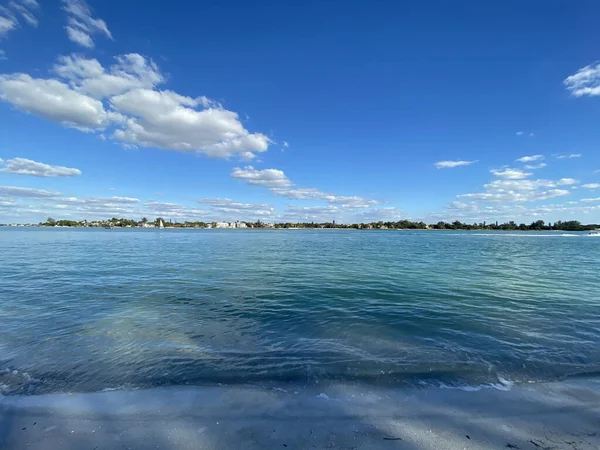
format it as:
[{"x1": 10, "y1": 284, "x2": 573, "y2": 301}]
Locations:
[{"x1": 36, "y1": 217, "x2": 599, "y2": 231}]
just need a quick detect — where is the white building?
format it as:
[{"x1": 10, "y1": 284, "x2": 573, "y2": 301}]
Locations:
[{"x1": 215, "y1": 222, "x2": 231, "y2": 228}]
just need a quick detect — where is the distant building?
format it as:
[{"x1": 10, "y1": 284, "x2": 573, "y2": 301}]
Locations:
[
  {"x1": 215, "y1": 222, "x2": 231, "y2": 228},
  {"x1": 235, "y1": 221, "x2": 247, "y2": 228}
]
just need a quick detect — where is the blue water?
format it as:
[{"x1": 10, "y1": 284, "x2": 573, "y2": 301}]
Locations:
[{"x1": 1, "y1": 228, "x2": 599, "y2": 395}]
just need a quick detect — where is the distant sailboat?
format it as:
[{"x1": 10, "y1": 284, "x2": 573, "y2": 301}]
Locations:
[{"x1": 159, "y1": 219, "x2": 164, "y2": 229}]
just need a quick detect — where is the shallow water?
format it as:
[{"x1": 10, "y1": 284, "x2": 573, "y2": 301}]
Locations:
[{"x1": 1, "y1": 228, "x2": 599, "y2": 394}]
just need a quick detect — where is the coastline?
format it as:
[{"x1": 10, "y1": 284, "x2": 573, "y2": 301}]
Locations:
[{"x1": 2, "y1": 378, "x2": 599, "y2": 449}]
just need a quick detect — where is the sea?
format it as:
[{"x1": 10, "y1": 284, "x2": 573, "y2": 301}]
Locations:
[{"x1": 1, "y1": 228, "x2": 599, "y2": 395}]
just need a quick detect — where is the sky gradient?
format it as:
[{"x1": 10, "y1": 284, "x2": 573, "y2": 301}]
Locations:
[{"x1": 1, "y1": 0, "x2": 600, "y2": 224}]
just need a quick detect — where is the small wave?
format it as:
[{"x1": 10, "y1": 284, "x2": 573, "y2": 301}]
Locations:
[
  {"x1": 468, "y1": 233, "x2": 580, "y2": 237},
  {"x1": 0, "y1": 368, "x2": 41, "y2": 395},
  {"x1": 438, "y1": 375, "x2": 514, "y2": 392}
]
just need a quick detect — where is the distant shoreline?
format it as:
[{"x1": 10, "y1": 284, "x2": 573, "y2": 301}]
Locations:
[
  {"x1": 1, "y1": 217, "x2": 598, "y2": 232},
  {"x1": 0, "y1": 224, "x2": 598, "y2": 233}
]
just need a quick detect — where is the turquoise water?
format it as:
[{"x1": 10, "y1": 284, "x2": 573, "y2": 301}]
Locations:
[{"x1": 1, "y1": 228, "x2": 599, "y2": 395}]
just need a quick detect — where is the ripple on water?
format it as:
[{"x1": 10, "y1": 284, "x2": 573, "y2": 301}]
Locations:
[{"x1": 0, "y1": 228, "x2": 599, "y2": 394}]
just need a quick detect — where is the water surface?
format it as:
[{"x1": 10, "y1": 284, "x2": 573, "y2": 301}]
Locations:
[{"x1": 1, "y1": 228, "x2": 599, "y2": 394}]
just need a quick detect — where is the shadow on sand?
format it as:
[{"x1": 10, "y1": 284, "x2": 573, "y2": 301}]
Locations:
[{"x1": 1, "y1": 378, "x2": 600, "y2": 449}]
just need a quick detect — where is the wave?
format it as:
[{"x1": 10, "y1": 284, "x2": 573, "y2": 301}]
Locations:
[
  {"x1": 465, "y1": 233, "x2": 581, "y2": 237},
  {"x1": 438, "y1": 375, "x2": 514, "y2": 392}
]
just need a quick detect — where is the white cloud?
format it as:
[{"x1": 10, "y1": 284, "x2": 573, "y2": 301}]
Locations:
[
  {"x1": 457, "y1": 189, "x2": 570, "y2": 203},
  {"x1": 556, "y1": 154, "x2": 582, "y2": 159},
  {"x1": 113, "y1": 93, "x2": 267, "y2": 157},
  {"x1": 89, "y1": 196, "x2": 139, "y2": 204},
  {"x1": 455, "y1": 175, "x2": 578, "y2": 205},
  {"x1": 48, "y1": 195, "x2": 141, "y2": 217},
  {"x1": 0, "y1": 49, "x2": 6, "y2": 60},
  {"x1": 515, "y1": 131, "x2": 534, "y2": 137},
  {"x1": 65, "y1": 26, "x2": 93, "y2": 48},
  {"x1": 491, "y1": 168, "x2": 532, "y2": 179},
  {"x1": 283, "y1": 141, "x2": 289, "y2": 148},
  {"x1": 111, "y1": 89, "x2": 270, "y2": 158},
  {"x1": 271, "y1": 187, "x2": 376, "y2": 209},
  {"x1": 516, "y1": 155, "x2": 543, "y2": 163},
  {"x1": 0, "y1": 54, "x2": 272, "y2": 159},
  {"x1": 524, "y1": 162, "x2": 547, "y2": 170},
  {"x1": 0, "y1": 74, "x2": 109, "y2": 129},
  {"x1": 557, "y1": 178, "x2": 578, "y2": 186},
  {"x1": 0, "y1": 14, "x2": 17, "y2": 37},
  {"x1": 62, "y1": 0, "x2": 111, "y2": 48},
  {"x1": 579, "y1": 197, "x2": 600, "y2": 203},
  {"x1": 321, "y1": 194, "x2": 378, "y2": 209},
  {"x1": 283, "y1": 205, "x2": 340, "y2": 221},
  {"x1": 582, "y1": 183, "x2": 600, "y2": 189},
  {"x1": 270, "y1": 187, "x2": 324, "y2": 200},
  {"x1": 439, "y1": 193, "x2": 600, "y2": 222},
  {"x1": 516, "y1": 131, "x2": 524, "y2": 136},
  {"x1": 144, "y1": 201, "x2": 209, "y2": 219},
  {"x1": 354, "y1": 207, "x2": 404, "y2": 222},
  {"x1": 234, "y1": 167, "x2": 378, "y2": 209},
  {"x1": 0, "y1": 0, "x2": 38, "y2": 38},
  {"x1": 0, "y1": 185, "x2": 60, "y2": 197},
  {"x1": 9, "y1": 0, "x2": 39, "y2": 27},
  {"x1": 199, "y1": 198, "x2": 275, "y2": 218},
  {"x1": 485, "y1": 178, "x2": 576, "y2": 192},
  {"x1": 564, "y1": 63, "x2": 600, "y2": 97},
  {"x1": 0, "y1": 157, "x2": 81, "y2": 177},
  {"x1": 55, "y1": 54, "x2": 164, "y2": 99},
  {"x1": 231, "y1": 166, "x2": 291, "y2": 187},
  {"x1": 434, "y1": 160, "x2": 477, "y2": 169}
]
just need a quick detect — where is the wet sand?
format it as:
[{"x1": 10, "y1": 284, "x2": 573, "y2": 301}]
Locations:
[{"x1": 1, "y1": 379, "x2": 599, "y2": 449}]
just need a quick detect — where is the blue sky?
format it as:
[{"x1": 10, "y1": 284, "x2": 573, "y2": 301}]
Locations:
[{"x1": 1, "y1": 0, "x2": 600, "y2": 224}]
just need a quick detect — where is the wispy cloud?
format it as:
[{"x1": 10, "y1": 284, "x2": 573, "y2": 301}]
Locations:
[
  {"x1": 0, "y1": 0, "x2": 39, "y2": 39},
  {"x1": 491, "y1": 168, "x2": 531, "y2": 180},
  {"x1": 516, "y1": 155, "x2": 543, "y2": 163},
  {"x1": 62, "y1": 0, "x2": 111, "y2": 48},
  {"x1": 0, "y1": 157, "x2": 81, "y2": 177},
  {"x1": 454, "y1": 171, "x2": 578, "y2": 205},
  {"x1": 198, "y1": 198, "x2": 275, "y2": 218},
  {"x1": 434, "y1": 160, "x2": 477, "y2": 169},
  {"x1": 231, "y1": 166, "x2": 292, "y2": 188},
  {"x1": 0, "y1": 185, "x2": 60, "y2": 198},
  {"x1": 581, "y1": 183, "x2": 600, "y2": 189},
  {"x1": 524, "y1": 162, "x2": 547, "y2": 170},
  {"x1": 231, "y1": 166, "x2": 378, "y2": 209},
  {"x1": 564, "y1": 63, "x2": 600, "y2": 97},
  {"x1": 556, "y1": 154, "x2": 582, "y2": 159},
  {"x1": 516, "y1": 131, "x2": 534, "y2": 137}
]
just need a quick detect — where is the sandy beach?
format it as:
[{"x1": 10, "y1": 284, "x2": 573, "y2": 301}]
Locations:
[{"x1": 1, "y1": 378, "x2": 599, "y2": 449}]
